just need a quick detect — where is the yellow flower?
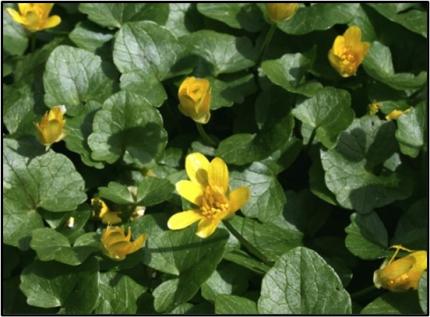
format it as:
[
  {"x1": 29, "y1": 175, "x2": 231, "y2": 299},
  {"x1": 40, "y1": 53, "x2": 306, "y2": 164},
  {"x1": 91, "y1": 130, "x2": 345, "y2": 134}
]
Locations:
[
  {"x1": 373, "y1": 245, "x2": 427, "y2": 292},
  {"x1": 6, "y1": 3, "x2": 61, "y2": 32},
  {"x1": 328, "y1": 26, "x2": 370, "y2": 78},
  {"x1": 368, "y1": 102, "x2": 380, "y2": 115},
  {"x1": 101, "y1": 226, "x2": 146, "y2": 261},
  {"x1": 168, "y1": 153, "x2": 250, "y2": 238},
  {"x1": 385, "y1": 108, "x2": 410, "y2": 121},
  {"x1": 91, "y1": 198, "x2": 122, "y2": 225},
  {"x1": 266, "y1": 3, "x2": 299, "y2": 22},
  {"x1": 178, "y1": 77, "x2": 211, "y2": 124},
  {"x1": 35, "y1": 105, "x2": 66, "y2": 147}
]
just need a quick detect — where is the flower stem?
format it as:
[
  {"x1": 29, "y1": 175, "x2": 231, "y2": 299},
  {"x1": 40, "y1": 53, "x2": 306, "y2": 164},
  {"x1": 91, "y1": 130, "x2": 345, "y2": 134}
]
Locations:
[
  {"x1": 258, "y1": 24, "x2": 276, "y2": 62},
  {"x1": 30, "y1": 34, "x2": 37, "y2": 52},
  {"x1": 350, "y1": 285, "x2": 379, "y2": 300},
  {"x1": 224, "y1": 219, "x2": 272, "y2": 266},
  {"x1": 196, "y1": 123, "x2": 217, "y2": 147}
]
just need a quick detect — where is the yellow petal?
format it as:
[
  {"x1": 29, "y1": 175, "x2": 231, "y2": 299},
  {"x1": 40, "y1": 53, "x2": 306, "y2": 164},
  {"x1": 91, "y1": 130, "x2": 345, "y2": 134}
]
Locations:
[
  {"x1": 208, "y1": 157, "x2": 229, "y2": 193},
  {"x1": 176, "y1": 180, "x2": 204, "y2": 205},
  {"x1": 128, "y1": 234, "x2": 146, "y2": 254},
  {"x1": 167, "y1": 209, "x2": 203, "y2": 230},
  {"x1": 228, "y1": 187, "x2": 250, "y2": 213},
  {"x1": 344, "y1": 25, "x2": 362, "y2": 45},
  {"x1": 18, "y1": 3, "x2": 32, "y2": 15},
  {"x1": 332, "y1": 36, "x2": 346, "y2": 57},
  {"x1": 196, "y1": 218, "x2": 219, "y2": 238},
  {"x1": 185, "y1": 152, "x2": 210, "y2": 186},
  {"x1": 36, "y1": 3, "x2": 54, "y2": 17},
  {"x1": 6, "y1": 8, "x2": 26, "y2": 24},
  {"x1": 43, "y1": 15, "x2": 61, "y2": 29}
]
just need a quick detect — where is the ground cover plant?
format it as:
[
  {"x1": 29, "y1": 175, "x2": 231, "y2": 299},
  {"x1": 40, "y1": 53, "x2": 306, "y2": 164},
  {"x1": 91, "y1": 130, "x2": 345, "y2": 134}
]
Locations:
[{"x1": 2, "y1": 2, "x2": 428, "y2": 314}]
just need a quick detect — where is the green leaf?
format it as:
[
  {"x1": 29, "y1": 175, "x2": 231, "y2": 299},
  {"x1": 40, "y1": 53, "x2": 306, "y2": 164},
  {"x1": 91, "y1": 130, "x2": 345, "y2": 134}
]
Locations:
[
  {"x1": 320, "y1": 115, "x2": 413, "y2": 213},
  {"x1": 3, "y1": 83, "x2": 36, "y2": 136},
  {"x1": 292, "y1": 87, "x2": 354, "y2": 148},
  {"x1": 197, "y1": 3, "x2": 265, "y2": 32},
  {"x1": 120, "y1": 71, "x2": 167, "y2": 108},
  {"x1": 183, "y1": 30, "x2": 257, "y2": 76},
  {"x1": 99, "y1": 178, "x2": 174, "y2": 206},
  {"x1": 230, "y1": 162, "x2": 286, "y2": 222},
  {"x1": 132, "y1": 214, "x2": 228, "y2": 312},
  {"x1": 309, "y1": 153, "x2": 338, "y2": 205},
  {"x1": 164, "y1": 4, "x2": 200, "y2": 38},
  {"x1": 98, "y1": 181, "x2": 134, "y2": 204},
  {"x1": 395, "y1": 101, "x2": 426, "y2": 158},
  {"x1": 392, "y1": 199, "x2": 427, "y2": 249},
  {"x1": 223, "y1": 249, "x2": 270, "y2": 274},
  {"x1": 3, "y1": 5, "x2": 28, "y2": 56},
  {"x1": 79, "y1": 3, "x2": 169, "y2": 28},
  {"x1": 64, "y1": 101, "x2": 104, "y2": 169},
  {"x1": 361, "y1": 291, "x2": 422, "y2": 314},
  {"x1": 367, "y1": 4, "x2": 427, "y2": 38},
  {"x1": 345, "y1": 212, "x2": 390, "y2": 260},
  {"x1": 258, "y1": 247, "x2": 351, "y2": 314},
  {"x1": 95, "y1": 271, "x2": 147, "y2": 314},
  {"x1": 363, "y1": 41, "x2": 427, "y2": 91},
  {"x1": 30, "y1": 228, "x2": 99, "y2": 266},
  {"x1": 69, "y1": 21, "x2": 113, "y2": 52},
  {"x1": 418, "y1": 272, "x2": 428, "y2": 314},
  {"x1": 275, "y1": 4, "x2": 359, "y2": 35},
  {"x1": 113, "y1": 21, "x2": 181, "y2": 80},
  {"x1": 215, "y1": 295, "x2": 258, "y2": 314},
  {"x1": 136, "y1": 177, "x2": 174, "y2": 206},
  {"x1": 20, "y1": 258, "x2": 99, "y2": 313},
  {"x1": 43, "y1": 45, "x2": 114, "y2": 116},
  {"x1": 260, "y1": 52, "x2": 323, "y2": 97},
  {"x1": 227, "y1": 215, "x2": 303, "y2": 263},
  {"x1": 210, "y1": 74, "x2": 257, "y2": 110},
  {"x1": 14, "y1": 37, "x2": 64, "y2": 83},
  {"x1": 217, "y1": 88, "x2": 294, "y2": 165},
  {"x1": 201, "y1": 263, "x2": 250, "y2": 301},
  {"x1": 3, "y1": 138, "x2": 86, "y2": 248},
  {"x1": 87, "y1": 91, "x2": 167, "y2": 165},
  {"x1": 280, "y1": 190, "x2": 332, "y2": 237}
]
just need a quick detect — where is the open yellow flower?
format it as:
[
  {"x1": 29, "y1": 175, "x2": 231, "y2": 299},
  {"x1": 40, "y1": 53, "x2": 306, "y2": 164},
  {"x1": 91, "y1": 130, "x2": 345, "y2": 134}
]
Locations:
[
  {"x1": 168, "y1": 153, "x2": 250, "y2": 238},
  {"x1": 266, "y1": 3, "x2": 299, "y2": 22},
  {"x1": 373, "y1": 245, "x2": 427, "y2": 292},
  {"x1": 178, "y1": 77, "x2": 211, "y2": 124},
  {"x1": 35, "y1": 105, "x2": 66, "y2": 147},
  {"x1": 6, "y1": 3, "x2": 61, "y2": 32},
  {"x1": 91, "y1": 198, "x2": 122, "y2": 225},
  {"x1": 101, "y1": 226, "x2": 146, "y2": 261},
  {"x1": 328, "y1": 26, "x2": 370, "y2": 78}
]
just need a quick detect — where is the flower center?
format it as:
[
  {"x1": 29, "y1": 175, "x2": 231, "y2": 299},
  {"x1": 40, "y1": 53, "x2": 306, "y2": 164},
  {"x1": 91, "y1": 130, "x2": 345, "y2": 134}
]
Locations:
[{"x1": 200, "y1": 186, "x2": 229, "y2": 219}]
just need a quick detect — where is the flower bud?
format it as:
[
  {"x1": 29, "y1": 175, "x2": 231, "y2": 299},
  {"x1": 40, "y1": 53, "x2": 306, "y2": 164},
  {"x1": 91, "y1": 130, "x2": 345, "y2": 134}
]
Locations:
[
  {"x1": 374, "y1": 245, "x2": 427, "y2": 292},
  {"x1": 6, "y1": 3, "x2": 61, "y2": 32},
  {"x1": 101, "y1": 226, "x2": 146, "y2": 261},
  {"x1": 266, "y1": 3, "x2": 299, "y2": 22},
  {"x1": 328, "y1": 26, "x2": 370, "y2": 78},
  {"x1": 386, "y1": 108, "x2": 410, "y2": 121},
  {"x1": 178, "y1": 77, "x2": 211, "y2": 124},
  {"x1": 35, "y1": 105, "x2": 66, "y2": 147}
]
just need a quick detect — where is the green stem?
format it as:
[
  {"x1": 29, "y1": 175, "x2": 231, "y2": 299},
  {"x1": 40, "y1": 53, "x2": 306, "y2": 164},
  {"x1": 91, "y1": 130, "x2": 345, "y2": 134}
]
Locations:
[
  {"x1": 30, "y1": 33, "x2": 37, "y2": 52},
  {"x1": 307, "y1": 127, "x2": 317, "y2": 147},
  {"x1": 351, "y1": 285, "x2": 378, "y2": 300},
  {"x1": 258, "y1": 24, "x2": 276, "y2": 62},
  {"x1": 223, "y1": 219, "x2": 272, "y2": 266},
  {"x1": 196, "y1": 123, "x2": 217, "y2": 147}
]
